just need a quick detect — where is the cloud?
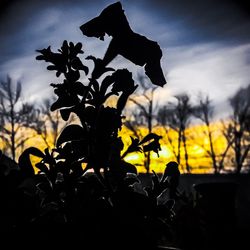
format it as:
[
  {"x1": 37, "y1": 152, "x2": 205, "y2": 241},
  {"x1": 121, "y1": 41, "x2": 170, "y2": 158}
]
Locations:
[
  {"x1": 0, "y1": 0, "x2": 250, "y2": 119},
  {"x1": 143, "y1": 0, "x2": 250, "y2": 44},
  {"x1": 0, "y1": 0, "x2": 112, "y2": 63},
  {"x1": 154, "y1": 42, "x2": 250, "y2": 116}
]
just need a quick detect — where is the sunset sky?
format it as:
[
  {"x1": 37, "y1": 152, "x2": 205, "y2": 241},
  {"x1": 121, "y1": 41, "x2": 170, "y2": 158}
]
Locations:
[{"x1": 0, "y1": 0, "x2": 250, "y2": 119}]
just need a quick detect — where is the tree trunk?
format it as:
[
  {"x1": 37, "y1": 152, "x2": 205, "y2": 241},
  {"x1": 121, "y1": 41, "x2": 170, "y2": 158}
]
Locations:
[{"x1": 182, "y1": 130, "x2": 190, "y2": 173}]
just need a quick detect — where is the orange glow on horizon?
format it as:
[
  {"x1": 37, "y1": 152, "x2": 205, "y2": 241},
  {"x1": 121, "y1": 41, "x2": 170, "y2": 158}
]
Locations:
[
  {"x1": 0, "y1": 121, "x2": 230, "y2": 174},
  {"x1": 119, "y1": 122, "x2": 229, "y2": 173}
]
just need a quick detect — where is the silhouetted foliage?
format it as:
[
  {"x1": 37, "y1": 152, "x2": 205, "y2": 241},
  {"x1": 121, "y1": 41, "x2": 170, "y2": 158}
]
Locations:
[
  {"x1": 80, "y1": 1, "x2": 166, "y2": 87},
  {"x1": 0, "y1": 2, "x2": 185, "y2": 249},
  {"x1": 0, "y1": 2, "x2": 241, "y2": 250},
  {"x1": 35, "y1": 34, "x2": 171, "y2": 249}
]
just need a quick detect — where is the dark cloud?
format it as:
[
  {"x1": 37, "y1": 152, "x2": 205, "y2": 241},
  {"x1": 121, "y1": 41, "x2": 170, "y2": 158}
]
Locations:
[
  {"x1": 0, "y1": 0, "x2": 249, "y2": 111},
  {"x1": 0, "y1": 0, "x2": 110, "y2": 64},
  {"x1": 1, "y1": 0, "x2": 250, "y2": 61},
  {"x1": 1, "y1": 0, "x2": 250, "y2": 50},
  {"x1": 141, "y1": 0, "x2": 250, "y2": 45}
]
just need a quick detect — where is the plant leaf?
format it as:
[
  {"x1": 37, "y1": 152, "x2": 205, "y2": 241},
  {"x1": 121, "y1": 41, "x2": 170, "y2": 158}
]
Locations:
[
  {"x1": 139, "y1": 133, "x2": 162, "y2": 145},
  {"x1": 121, "y1": 161, "x2": 138, "y2": 175},
  {"x1": 60, "y1": 108, "x2": 72, "y2": 121},
  {"x1": 56, "y1": 124, "x2": 88, "y2": 147},
  {"x1": 71, "y1": 58, "x2": 89, "y2": 75},
  {"x1": 35, "y1": 162, "x2": 49, "y2": 173},
  {"x1": 18, "y1": 147, "x2": 45, "y2": 177}
]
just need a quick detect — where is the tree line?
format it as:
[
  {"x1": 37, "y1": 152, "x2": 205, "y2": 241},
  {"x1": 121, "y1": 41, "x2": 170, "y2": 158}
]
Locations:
[
  {"x1": 1, "y1": 75, "x2": 250, "y2": 174},
  {"x1": 0, "y1": 76, "x2": 74, "y2": 160},
  {"x1": 124, "y1": 74, "x2": 250, "y2": 174}
]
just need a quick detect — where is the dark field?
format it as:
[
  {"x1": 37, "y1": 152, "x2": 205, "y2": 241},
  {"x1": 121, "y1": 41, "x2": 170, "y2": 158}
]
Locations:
[
  {"x1": 139, "y1": 173, "x2": 250, "y2": 227},
  {"x1": 138, "y1": 173, "x2": 250, "y2": 249}
]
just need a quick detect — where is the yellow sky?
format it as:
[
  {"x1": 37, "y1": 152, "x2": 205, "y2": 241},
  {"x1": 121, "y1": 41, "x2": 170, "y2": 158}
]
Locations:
[
  {"x1": 0, "y1": 121, "x2": 229, "y2": 174},
  {"x1": 120, "y1": 122, "x2": 228, "y2": 173}
]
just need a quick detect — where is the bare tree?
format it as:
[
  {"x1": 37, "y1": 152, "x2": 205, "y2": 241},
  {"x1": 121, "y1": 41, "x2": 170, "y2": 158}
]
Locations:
[
  {"x1": 157, "y1": 94, "x2": 193, "y2": 173},
  {"x1": 193, "y1": 94, "x2": 219, "y2": 173},
  {"x1": 223, "y1": 85, "x2": 250, "y2": 173},
  {"x1": 218, "y1": 120, "x2": 235, "y2": 172},
  {"x1": 124, "y1": 73, "x2": 158, "y2": 173},
  {"x1": 0, "y1": 111, "x2": 7, "y2": 154},
  {"x1": 157, "y1": 106, "x2": 181, "y2": 165},
  {"x1": 0, "y1": 76, "x2": 39, "y2": 160}
]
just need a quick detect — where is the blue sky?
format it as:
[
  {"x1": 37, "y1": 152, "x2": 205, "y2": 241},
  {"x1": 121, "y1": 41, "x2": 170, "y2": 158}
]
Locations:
[{"x1": 0, "y1": 0, "x2": 250, "y2": 118}]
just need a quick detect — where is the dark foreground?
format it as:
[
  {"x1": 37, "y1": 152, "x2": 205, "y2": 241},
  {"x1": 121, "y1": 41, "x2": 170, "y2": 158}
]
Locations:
[
  {"x1": 1, "y1": 172, "x2": 249, "y2": 250},
  {"x1": 139, "y1": 173, "x2": 250, "y2": 250}
]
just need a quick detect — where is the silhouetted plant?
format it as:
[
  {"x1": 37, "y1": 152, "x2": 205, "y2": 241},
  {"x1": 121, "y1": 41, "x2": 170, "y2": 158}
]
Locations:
[
  {"x1": 80, "y1": 1, "x2": 166, "y2": 87},
  {"x1": 0, "y1": 3, "x2": 244, "y2": 250},
  {"x1": 10, "y1": 37, "x2": 180, "y2": 247},
  {"x1": 35, "y1": 38, "x2": 163, "y2": 182},
  {"x1": 0, "y1": 2, "x2": 194, "y2": 249}
]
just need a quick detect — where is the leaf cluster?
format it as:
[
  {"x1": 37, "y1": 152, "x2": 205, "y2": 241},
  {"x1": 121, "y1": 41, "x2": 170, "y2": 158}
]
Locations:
[{"x1": 4, "y1": 39, "x2": 183, "y2": 248}]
